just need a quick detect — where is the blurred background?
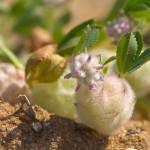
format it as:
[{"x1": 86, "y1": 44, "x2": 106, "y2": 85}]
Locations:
[
  {"x1": 0, "y1": 0, "x2": 150, "y2": 121},
  {"x1": 0, "y1": 0, "x2": 115, "y2": 51}
]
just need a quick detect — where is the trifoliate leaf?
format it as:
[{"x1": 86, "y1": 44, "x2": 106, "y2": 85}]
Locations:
[
  {"x1": 134, "y1": 32, "x2": 144, "y2": 58},
  {"x1": 117, "y1": 32, "x2": 150, "y2": 75},
  {"x1": 125, "y1": 32, "x2": 138, "y2": 70},
  {"x1": 57, "y1": 18, "x2": 106, "y2": 56},
  {"x1": 117, "y1": 32, "x2": 143, "y2": 74},
  {"x1": 128, "y1": 48, "x2": 150, "y2": 72},
  {"x1": 58, "y1": 19, "x2": 95, "y2": 50},
  {"x1": 117, "y1": 32, "x2": 131, "y2": 73},
  {"x1": 73, "y1": 25, "x2": 100, "y2": 55}
]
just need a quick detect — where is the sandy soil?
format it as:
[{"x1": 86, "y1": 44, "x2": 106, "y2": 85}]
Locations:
[{"x1": 0, "y1": 100, "x2": 150, "y2": 150}]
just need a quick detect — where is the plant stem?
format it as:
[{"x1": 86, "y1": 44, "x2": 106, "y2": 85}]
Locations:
[{"x1": 0, "y1": 41, "x2": 24, "y2": 69}]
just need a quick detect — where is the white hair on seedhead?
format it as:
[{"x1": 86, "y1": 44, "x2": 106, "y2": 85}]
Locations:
[
  {"x1": 109, "y1": 61, "x2": 150, "y2": 98},
  {"x1": 64, "y1": 53, "x2": 136, "y2": 135},
  {"x1": 75, "y1": 75, "x2": 136, "y2": 135}
]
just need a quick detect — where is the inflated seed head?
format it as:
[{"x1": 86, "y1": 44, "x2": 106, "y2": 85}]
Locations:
[{"x1": 75, "y1": 75, "x2": 136, "y2": 135}]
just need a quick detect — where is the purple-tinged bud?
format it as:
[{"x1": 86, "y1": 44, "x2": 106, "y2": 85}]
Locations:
[
  {"x1": 106, "y1": 16, "x2": 134, "y2": 43},
  {"x1": 64, "y1": 53, "x2": 103, "y2": 91}
]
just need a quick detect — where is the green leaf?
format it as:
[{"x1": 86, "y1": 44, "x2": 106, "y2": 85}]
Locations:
[
  {"x1": 128, "y1": 48, "x2": 150, "y2": 72},
  {"x1": 117, "y1": 32, "x2": 143, "y2": 74},
  {"x1": 57, "y1": 19, "x2": 95, "y2": 50},
  {"x1": 10, "y1": 0, "x2": 41, "y2": 16},
  {"x1": 73, "y1": 25, "x2": 100, "y2": 55},
  {"x1": 73, "y1": 34, "x2": 86, "y2": 55},
  {"x1": 125, "y1": 32, "x2": 138, "y2": 69},
  {"x1": 103, "y1": 56, "x2": 116, "y2": 65},
  {"x1": 132, "y1": 10, "x2": 150, "y2": 22},
  {"x1": 57, "y1": 10, "x2": 72, "y2": 27},
  {"x1": 117, "y1": 32, "x2": 130, "y2": 73},
  {"x1": 10, "y1": 0, "x2": 32, "y2": 16},
  {"x1": 57, "y1": 19, "x2": 104, "y2": 56},
  {"x1": 0, "y1": 40, "x2": 24, "y2": 69},
  {"x1": 58, "y1": 37, "x2": 80, "y2": 56},
  {"x1": 106, "y1": 0, "x2": 150, "y2": 22},
  {"x1": 117, "y1": 32, "x2": 150, "y2": 75},
  {"x1": 134, "y1": 32, "x2": 143, "y2": 58},
  {"x1": 51, "y1": 23, "x2": 64, "y2": 43},
  {"x1": 13, "y1": 14, "x2": 47, "y2": 34},
  {"x1": 124, "y1": 0, "x2": 150, "y2": 13}
]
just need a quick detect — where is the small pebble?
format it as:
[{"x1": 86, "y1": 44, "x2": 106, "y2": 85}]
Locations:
[{"x1": 31, "y1": 122, "x2": 43, "y2": 132}]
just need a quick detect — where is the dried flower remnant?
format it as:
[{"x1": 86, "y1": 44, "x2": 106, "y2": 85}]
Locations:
[
  {"x1": 65, "y1": 53, "x2": 136, "y2": 135},
  {"x1": 26, "y1": 45, "x2": 66, "y2": 85},
  {"x1": 107, "y1": 16, "x2": 134, "y2": 43}
]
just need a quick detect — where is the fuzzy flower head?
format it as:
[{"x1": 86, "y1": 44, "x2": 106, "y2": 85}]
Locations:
[
  {"x1": 107, "y1": 16, "x2": 134, "y2": 42},
  {"x1": 64, "y1": 53, "x2": 103, "y2": 91}
]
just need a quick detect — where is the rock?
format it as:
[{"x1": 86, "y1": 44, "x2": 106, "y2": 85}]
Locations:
[
  {"x1": 0, "y1": 100, "x2": 150, "y2": 150},
  {"x1": 0, "y1": 63, "x2": 25, "y2": 104}
]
